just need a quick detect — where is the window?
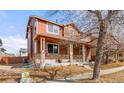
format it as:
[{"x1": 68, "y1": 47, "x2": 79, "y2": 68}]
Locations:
[
  {"x1": 48, "y1": 23, "x2": 53, "y2": 33},
  {"x1": 54, "y1": 25, "x2": 59, "y2": 34},
  {"x1": 79, "y1": 47, "x2": 82, "y2": 55},
  {"x1": 47, "y1": 23, "x2": 59, "y2": 35},
  {"x1": 33, "y1": 22, "x2": 37, "y2": 35},
  {"x1": 69, "y1": 28, "x2": 75, "y2": 36},
  {"x1": 48, "y1": 44, "x2": 53, "y2": 53},
  {"x1": 48, "y1": 44, "x2": 58, "y2": 54},
  {"x1": 53, "y1": 45, "x2": 58, "y2": 53}
]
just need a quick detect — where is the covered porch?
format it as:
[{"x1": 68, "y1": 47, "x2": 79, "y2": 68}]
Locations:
[{"x1": 33, "y1": 36, "x2": 93, "y2": 64}]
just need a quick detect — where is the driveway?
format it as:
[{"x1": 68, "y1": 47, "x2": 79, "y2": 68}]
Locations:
[{"x1": 0, "y1": 64, "x2": 26, "y2": 73}]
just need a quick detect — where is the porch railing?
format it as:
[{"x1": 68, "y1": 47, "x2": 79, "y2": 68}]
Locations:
[{"x1": 34, "y1": 53, "x2": 83, "y2": 62}]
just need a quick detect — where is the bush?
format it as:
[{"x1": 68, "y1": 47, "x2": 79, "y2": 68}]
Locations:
[
  {"x1": 28, "y1": 65, "x2": 89, "y2": 80},
  {"x1": 43, "y1": 65, "x2": 87, "y2": 80},
  {"x1": 43, "y1": 66, "x2": 63, "y2": 80},
  {"x1": 57, "y1": 65, "x2": 85, "y2": 80}
]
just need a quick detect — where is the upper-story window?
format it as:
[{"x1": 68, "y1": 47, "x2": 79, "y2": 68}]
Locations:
[
  {"x1": 69, "y1": 28, "x2": 75, "y2": 36},
  {"x1": 47, "y1": 23, "x2": 59, "y2": 35},
  {"x1": 33, "y1": 22, "x2": 37, "y2": 35}
]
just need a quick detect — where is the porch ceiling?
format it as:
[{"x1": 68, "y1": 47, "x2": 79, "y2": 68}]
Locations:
[{"x1": 34, "y1": 34, "x2": 96, "y2": 48}]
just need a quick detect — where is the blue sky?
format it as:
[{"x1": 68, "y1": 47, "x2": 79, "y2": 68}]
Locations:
[{"x1": 0, "y1": 10, "x2": 60, "y2": 54}]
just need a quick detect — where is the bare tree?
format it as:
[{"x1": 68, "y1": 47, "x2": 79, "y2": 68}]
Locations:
[
  {"x1": 45, "y1": 10, "x2": 124, "y2": 79},
  {"x1": 0, "y1": 38, "x2": 2, "y2": 47},
  {"x1": 0, "y1": 38, "x2": 6, "y2": 53}
]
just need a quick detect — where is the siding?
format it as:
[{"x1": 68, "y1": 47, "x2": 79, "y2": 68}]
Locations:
[
  {"x1": 63, "y1": 25, "x2": 80, "y2": 41},
  {"x1": 59, "y1": 45, "x2": 68, "y2": 55},
  {"x1": 37, "y1": 20, "x2": 63, "y2": 37},
  {"x1": 37, "y1": 20, "x2": 47, "y2": 34}
]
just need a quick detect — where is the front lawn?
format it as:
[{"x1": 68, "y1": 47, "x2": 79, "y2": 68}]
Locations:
[
  {"x1": 0, "y1": 65, "x2": 91, "y2": 83},
  {"x1": 1, "y1": 62, "x2": 124, "y2": 83},
  {"x1": 28, "y1": 65, "x2": 91, "y2": 81},
  {"x1": 101, "y1": 62, "x2": 124, "y2": 70},
  {"x1": 90, "y1": 62, "x2": 124, "y2": 70}
]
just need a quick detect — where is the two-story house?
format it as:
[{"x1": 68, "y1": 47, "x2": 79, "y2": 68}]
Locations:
[{"x1": 26, "y1": 16, "x2": 96, "y2": 64}]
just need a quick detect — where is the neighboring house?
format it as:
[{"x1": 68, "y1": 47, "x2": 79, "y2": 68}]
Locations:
[
  {"x1": 116, "y1": 51, "x2": 124, "y2": 62},
  {"x1": 0, "y1": 48, "x2": 6, "y2": 55},
  {"x1": 26, "y1": 16, "x2": 96, "y2": 63},
  {"x1": 107, "y1": 46, "x2": 124, "y2": 62},
  {"x1": 19, "y1": 48, "x2": 27, "y2": 56}
]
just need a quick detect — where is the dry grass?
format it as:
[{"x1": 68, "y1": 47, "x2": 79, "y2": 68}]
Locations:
[
  {"x1": 76, "y1": 70, "x2": 124, "y2": 83},
  {"x1": 28, "y1": 65, "x2": 90, "y2": 80},
  {"x1": 1, "y1": 63, "x2": 124, "y2": 83},
  {"x1": 56, "y1": 65, "x2": 89, "y2": 79},
  {"x1": 90, "y1": 62, "x2": 124, "y2": 70},
  {"x1": 0, "y1": 65, "x2": 90, "y2": 83},
  {"x1": 0, "y1": 72, "x2": 20, "y2": 83},
  {"x1": 0, "y1": 69, "x2": 47, "y2": 83},
  {"x1": 0, "y1": 73, "x2": 47, "y2": 83},
  {"x1": 101, "y1": 62, "x2": 124, "y2": 70}
]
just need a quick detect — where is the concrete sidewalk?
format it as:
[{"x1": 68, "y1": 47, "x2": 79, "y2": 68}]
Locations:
[
  {"x1": 0, "y1": 65, "x2": 25, "y2": 74},
  {"x1": 67, "y1": 66, "x2": 124, "y2": 80},
  {"x1": 48, "y1": 66, "x2": 124, "y2": 83}
]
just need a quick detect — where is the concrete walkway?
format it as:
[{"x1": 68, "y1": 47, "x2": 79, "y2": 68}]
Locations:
[
  {"x1": 48, "y1": 66, "x2": 124, "y2": 83},
  {"x1": 0, "y1": 65, "x2": 25, "y2": 74},
  {"x1": 67, "y1": 66, "x2": 124, "y2": 80}
]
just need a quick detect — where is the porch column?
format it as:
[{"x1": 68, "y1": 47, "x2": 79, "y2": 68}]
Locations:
[
  {"x1": 34, "y1": 40, "x2": 37, "y2": 54},
  {"x1": 40, "y1": 37, "x2": 45, "y2": 65},
  {"x1": 82, "y1": 45, "x2": 86, "y2": 62},
  {"x1": 69, "y1": 43, "x2": 73, "y2": 63},
  {"x1": 87, "y1": 48, "x2": 91, "y2": 62}
]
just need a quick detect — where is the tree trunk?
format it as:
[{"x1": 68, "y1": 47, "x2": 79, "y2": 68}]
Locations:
[
  {"x1": 105, "y1": 52, "x2": 109, "y2": 64},
  {"x1": 93, "y1": 20, "x2": 107, "y2": 80}
]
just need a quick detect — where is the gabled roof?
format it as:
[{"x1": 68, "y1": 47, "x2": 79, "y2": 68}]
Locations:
[
  {"x1": 26, "y1": 16, "x2": 81, "y2": 38},
  {"x1": 28, "y1": 16, "x2": 64, "y2": 27},
  {"x1": 64, "y1": 23, "x2": 80, "y2": 33}
]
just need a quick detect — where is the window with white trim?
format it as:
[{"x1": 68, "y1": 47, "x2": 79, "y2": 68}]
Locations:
[
  {"x1": 33, "y1": 22, "x2": 37, "y2": 36},
  {"x1": 47, "y1": 23, "x2": 59, "y2": 35},
  {"x1": 48, "y1": 44, "x2": 58, "y2": 54}
]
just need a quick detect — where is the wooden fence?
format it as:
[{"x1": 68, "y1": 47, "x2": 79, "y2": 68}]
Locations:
[{"x1": 0, "y1": 56, "x2": 27, "y2": 64}]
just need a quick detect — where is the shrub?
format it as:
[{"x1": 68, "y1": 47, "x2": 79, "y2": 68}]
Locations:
[
  {"x1": 28, "y1": 65, "x2": 89, "y2": 80},
  {"x1": 43, "y1": 66, "x2": 63, "y2": 80},
  {"x1": 57, "y1": 65, "x2": 85, "y2": 80}
]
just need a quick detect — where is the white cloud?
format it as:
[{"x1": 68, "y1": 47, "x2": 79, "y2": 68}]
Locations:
[{"x1": 1, "y1": 35, "x2": 27, "y2": 54}]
